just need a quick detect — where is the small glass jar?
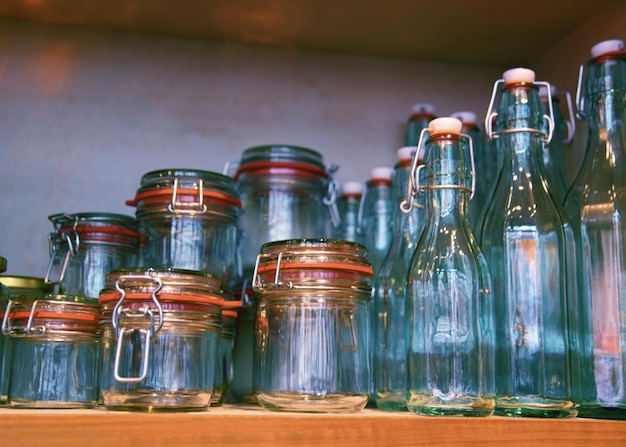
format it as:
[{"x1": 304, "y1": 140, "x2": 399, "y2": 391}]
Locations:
[
  {"x1": 127, "y1": 169, "x2": 241, "y2": 294},
  {"x1": 99, "y1": 267, "x2": 223, "y2": 412},
  {"x1": 45, "y1": 212, "x2": 140, "y2": 299},
  {"x1": 253, "y1": 239, "x2": 373, "y2": 413},
  {"x1": 2, "y1": 293, "x2": 100, "y2": 408},
  {"x1": 211, "y1": 302, "x2": 240, "y2": 406}
]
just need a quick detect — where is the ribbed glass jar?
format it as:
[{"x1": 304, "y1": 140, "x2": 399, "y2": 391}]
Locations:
[
  {"x1": 2, "y1": 293, "x2": 100, "y2": 408},
  {"x1": 127, "y1": 169, "x2": 241, "y2": 294},
  {"x1": 45, "y1": 212, "x2": 140, "y2": 300},
  {"x1": 99, "y1": 267, "x2": 223, "y2": 412},
  {"x1": 253, "y1": 238, "x2": 373, "y2": 413}
]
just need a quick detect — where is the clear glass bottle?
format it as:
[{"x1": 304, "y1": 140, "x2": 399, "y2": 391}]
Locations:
[
  {"x1": 45, "y1": 212, "x2": 140, "y2": 300},
  {"x1": 451, "y1": 111, "x2": 496, "y2": 235},
  {"x1": 405, "y1": 103, "x2": 436, "y2": 147},
  {"x1": 127, "y1": 169, "x2": 241, "y2": 295},
  {"x1": 253, "y1": 238, "x2": 373, "y2": 413},
  {"x1": 360, "y1": 167, "x2": 396, "y2": 276},
  {"x1": 406, "y1": 117, "x2": 495, "y2": 416},
  {"x1": 482, "y1": 68, "x2": 575, "y2": 418},
  {"x1": 372, "y1": 146, "x2": 424, "y2": 411},
  {"x1": 99, "y1": 267, "x2": 223, "y2": 411},
  {"x1": 230, "y1": 145, "x2": 335, "y2": 404},
  {"x1": 564, "y1": 39, "x2": 626, "y2": 419},
  {"x1": 539, "y1": 84, "x2": 575, "y2": 205},
  {"x1": 2, "y1": 293, "x2": 101, "y2": 408},
  {"x1": 334, "y1": 181, "x2": 365, "y2": 244}
]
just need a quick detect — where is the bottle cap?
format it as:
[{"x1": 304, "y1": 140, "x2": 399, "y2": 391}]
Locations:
[
  {"x1": 450, "y1": 111, "x2": 477, "y2": 125},
  {"x1": 538, "y1": 84, "x2": 557, "y2": 98},
  {"x1": 591, "y1": 39, "x2": 624, "y2": 58},
  {"x1": 370, "y1": 167, "x2": 394, "y2": 180},
  {"x1": 429, "y1": 117, "x2": 463, "y2": 136},
  {"x1": 342, "y1": 181, "x2": 363, "y2": 196},
  {"x1": 502, "y1": 67, "x2": 535, "y2": 85},
  {"x1": 397, "y1": 146, "x2": 417, "y2": 162},
  {"x1": 411, "y1": 102, "x2": 436, "y2": 115}
]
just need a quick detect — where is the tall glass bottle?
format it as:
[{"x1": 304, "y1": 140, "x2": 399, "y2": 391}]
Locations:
[
  {"x1": 373, "y1": 146, "x2": 425, "y2": 411},
  {"x1": 334, "y1": 181, "x2": 365, "y2": 244},
  {"x1": 451, "y1": 111, "x2": 496, "y2": 234},
  {"x1": 360, "y1": 167, "x2": 396, "y2": 276},
  {"x1": 406, "y1": 117, "x2": 495, "y2": 417},
  {"x1": 539, "y1": 85, "x2": 575, "y2": 205},
  {"x1": 564, "y1": 39, "x2": 626, "y2": 419},
  {"x1": 481, "y1": 68, "x2": 575, "y2": 418},
  {"x1": 405, "y1": 103, "x2": 436, "y2": 147}
]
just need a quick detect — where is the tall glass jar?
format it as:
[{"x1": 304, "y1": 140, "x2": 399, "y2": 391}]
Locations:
[
  {"x1": 2, "y1": 293, "x2": 100, "y2": 408},
  {"x1": 45, "y1": 212, "x2": 140, "y2": 300},
  {"x1": 564, "y1": 39, "x2": 626, "y2": 419},
  {"x1": 482, "y1": 68, "x2": 575, "y2": 418},
  {"x1": 373, "y1": 146, "x2": 424, "y2": 411},
  {"x1": 406, "y1": 117, "x2": 495, "y2": 417},
  {"x1": 231, "y1": 145, "x2": 334, "y2": 403},
  {"x1": 127, "y1": 169, "x2": 241, "y2": 295},
  {"x1": 253, "y1": 239, "x2": 373, "y2": 413},
  {"x1": 99, "y1": 267, "x2": 223, "y2": 411}
]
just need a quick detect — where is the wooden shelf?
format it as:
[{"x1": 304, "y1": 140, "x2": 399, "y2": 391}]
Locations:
[{"x1": 2, "y1": 404, "x2": 625, "y2": 446}]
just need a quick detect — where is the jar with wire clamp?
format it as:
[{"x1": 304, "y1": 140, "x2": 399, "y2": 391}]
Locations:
[
  {"x1": 2, "y1": 293, "x2": 101, "y2": 408},
  {"x1": 253, "y1": 238, "x2": 373, "y2": 413},
  {"x1": 126, "y1": 169, "x2": 241, "y2": 295},
  {"x1": 45, "y1": 212, "x2": 140, "y2": 299},
  {"x1": 99, "y1": 267, "x2": 224, "y2": 411}
]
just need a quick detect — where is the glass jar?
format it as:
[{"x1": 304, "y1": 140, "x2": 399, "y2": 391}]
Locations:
[
  {"x1": 2, "y1": 293, "x2": 100, "y2": 408},
  {"x1": 127, "y1": 169, "x2": 241, "y2": 294},
  {"x1": 253, "y1": 238, "x2": 373, "y2": 413},
  {"x1": 99, "y1": 267, "x2": 223, "y2": 411},
  {"x1": 45, "y1": 212, "x2": 140, "y2": 299},
  {"x1": 211, "y1": 302, "x2": 240, "y2": 406}
]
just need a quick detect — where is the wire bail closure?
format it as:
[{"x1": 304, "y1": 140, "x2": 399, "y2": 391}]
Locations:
[
  {"x1": 1, "y1": 300, "x2": 47, "y2": 337},
  {"x1": 168, "y1": 177, "x2": 208, "y2": 214},
  {"x1": 44, "y1": 214, "x2": 80, "y2": 284},
  {"x1": 112, "y1": 274, "x2": 164, "y2": 384},
  {"x1": 252, "y1": 252, "x2": 293, "y2": 291}
]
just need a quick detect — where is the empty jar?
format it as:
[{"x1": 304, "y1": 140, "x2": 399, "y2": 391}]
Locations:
[
  {"x1": 2, "y1": 293, "x2": 101, "y2": 408},
  {"x1": 99, "y1": 267, "x2": 223, "y2": 411},
  {"x1": 253, "y1": 238, "x2": 373, "y2": 413},
  {"x1": 45, "y1": 212, "x2": 140, "y2": 299},
  {"x1": 127, "y1": 169, "x2": 241, "y2": 294}
]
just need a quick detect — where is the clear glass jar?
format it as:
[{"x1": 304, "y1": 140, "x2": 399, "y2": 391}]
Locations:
[
  {"x1": 45, "y1": 212, "x2": 140, "y2": 299},
  {"x1": 253, "y1": 238, "x2": 373, "y2": 413},
  {"x1": 127, "y1": 169, "x2": 241, "y2": 294},
  {"x1": 99, "y1": 267, "x2": 223, "y2": 411},
  {"x1": 211, "y1": 304, "x2": 239, "y2": 406},
  {"x1": 2, "y1": 293, "x2": 100, "y2": 408}
]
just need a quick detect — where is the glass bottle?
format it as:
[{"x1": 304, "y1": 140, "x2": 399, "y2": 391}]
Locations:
[
  {"x1": 539, "y1": 84, "x2": 575, "y2": 205},
  {"x1": 481, "y1": 68, "x2": 575, "y2": 418},
  {"x1": 406, "y1": 117, "x2": 495, "y2": 416},
  {"x1": 564, "y1": 39, "x2": 626, "y2": 419},
  {"x1": 360, "y1": 167, "x2": 396, "y2": 276},
  {"x1": 373, "y1": 146, "x2": 424, "y2": 410},
  {"x1": 334, "y1": 181, "x2": 365, "y2": 244},
  {"x1": 451, "y1": 111, "x2": 496, "y2": 235},
  {"x1": 405, "y1": 103, "x2": 436, "y2": 147}
]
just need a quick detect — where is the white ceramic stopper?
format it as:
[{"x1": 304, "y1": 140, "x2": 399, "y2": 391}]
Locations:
[
  {"x1": 502, "y1": 67, "x2": 535, "y2": 84},
  {"x1": 370, "y1": 167, "x2": 394, "y2": 180},
  {"x1": 538, "y1": 84, "x2": 557, "y2": 98},
  {"x1": 429, "y1": 117, "x2": 463, "y2": 136},
  {"x1": 451, "y1": 111, "x2": 477, "y2": 125},
  {"x1": 397, "y1": 146, "x2": 417, "y2": 162},
  {"x1": 591, "y1": 39, "x2": 624, "y2": 58},
  {"x1": 411, "y1": 102, "x2": 436, "y2": 115},
  {"x1": 342, "y1": 181, "x2": 363, "y2": 196}
]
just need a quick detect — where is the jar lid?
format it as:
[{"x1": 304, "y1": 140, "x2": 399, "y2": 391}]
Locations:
[
  {"x1": 429, "y1": 117, "x2": 463, "y2": 137},
  {"x1": 99, "y1": 267, "x2": 224, "y2": 306},
  {"x1": 503, "y1": 67, "x2": 535, "y2": 85},
  {"x1": 591, "y1": 39, "x2": 624, "y2": 59},
  {"x1": 5, "y1": 294, "x2": 100, "y2": 326},
  {"x1": 127, "y1": 169, "x2": 241, "y2": 216},
  {"x1": 0, "y1": 275, "x2": 53, "y2": 292},
  {"x1": 234, "y1": 145, "x2": 328, "y2": 180},
  {"x1": 48, "y1": 212, "x2": 140, "y2": 246},
  {"x1": 254, "y1": 239, "x2": 373, "y2": 294}
]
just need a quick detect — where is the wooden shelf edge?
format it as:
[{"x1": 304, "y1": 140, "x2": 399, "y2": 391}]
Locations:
[{"x1": 1, "y1": 405, "x2": 625, "y2": 447}]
